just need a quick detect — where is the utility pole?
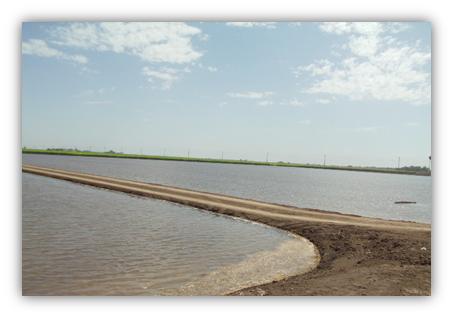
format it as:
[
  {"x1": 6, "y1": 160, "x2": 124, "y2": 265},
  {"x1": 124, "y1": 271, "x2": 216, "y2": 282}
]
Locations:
[
  {"x1": 266, "y1": 152, "x2": 269, "y2": 163},
  {"x1": 398, "y1": 156, "x2": 400, "y2": 169},
  {"x1": 429, "y1": 155, "x2": 431, "y2": 171},
  {"x1": 163, "y1": 148, "x2": 166, "y2": 156},
  {"x1": 221, "y1": 151, "x2": 224, "y2": 160},
  {"x1": 323, "y1": 154, "x2": 326, "y2": 166},
  {"x1": 188, "y1": 149, "x2": 190, "y2": 159}
]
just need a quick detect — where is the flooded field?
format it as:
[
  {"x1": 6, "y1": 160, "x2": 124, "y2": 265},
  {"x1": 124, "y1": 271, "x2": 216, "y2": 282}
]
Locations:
[
  {"x1": 22, "y1": 173, "x2": 318, "y2": 295},
  {"x1": 23, "y1": 154, "x2": 432, "y2": 223}
]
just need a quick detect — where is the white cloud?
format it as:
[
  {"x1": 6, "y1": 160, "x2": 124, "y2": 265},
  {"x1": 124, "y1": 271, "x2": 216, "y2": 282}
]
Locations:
[
  {"x1": 257, "y1": 100, "x2": 273, "y2": 106},
  {"x1": 319, "y1": 22, "x2": 354, "y2": 35},
  {"x1": 319, "y1": 22, "x2": 385, "y2": 36},
  {"x1": 22, "y1": 39, "x2": 88, "y2": 64},
  {"x1": 70, "y1": 55, "x2": 89, "y2": 64},
  {"x1": 74, "y1": 87, "x2": 115, "y2": 105},
  {"x1": 97, "y1": 87, "x2": 116, "y2": 94},
  {"x1": 142, "y1": 66, "x2": 190, "y2": 90},
  {"x1": 316, "y1": 98, "x2": 332, "y2": 104},
  {"x1": 198, "y1": 33, "x2": 210, "y2": 41},
  {"x1": 320, "y1": 22, "x2": 410, "y2": 36},
  {"x1": 227, "y1": 91, "x2": 274, "y2": 99},
  {"x1": 280, "y1": 98, "x2": 304, "y2": 107},
  {"x1": 387, "y1": 22, "x2": 411, "y2": 34},
  {"x1": 22, "y1": 39, "x2": 62, "y2": 57},
  {"x1": 74, "y1": 87, "x2": 115, "y2": 98},
  {"x1": 348, "y1": 34, "x2": 380, "y2": 57},
  {"x1": 226, "y1": 22, "x2": 277, "y2": 29},
  {"x1": 289, "y1": 98, "x2": 304, "y2": 107},
  {"x1": 49, "y1": 22, "x2": 203, "y2": 64},
  {"x1": 294, "y1": 59, "x2": 333, "y2": 77},
  {"x1": 196, "y1": 63, "x2": 218, "y2": 72},
  {"x1": 296, "y1": 22, "x2": 430, "y2": 105}
]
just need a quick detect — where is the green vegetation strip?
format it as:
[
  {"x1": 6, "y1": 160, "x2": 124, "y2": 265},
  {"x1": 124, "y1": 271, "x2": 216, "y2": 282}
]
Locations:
[{"x1": 22, "y1": 149, "x2": 430, "y2": 176}]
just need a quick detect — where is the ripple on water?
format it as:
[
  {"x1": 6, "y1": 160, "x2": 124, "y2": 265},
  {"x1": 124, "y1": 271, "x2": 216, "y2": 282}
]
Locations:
[{"x1": 22, "y1": 173, "x2": 318, "y2": 295}]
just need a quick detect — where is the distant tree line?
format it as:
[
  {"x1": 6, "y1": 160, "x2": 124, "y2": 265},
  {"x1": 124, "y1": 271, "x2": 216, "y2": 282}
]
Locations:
[
  {"x1": 46, "y1": 147, "x2": 81, "y2": 152},
  {"x1": 398, "y1": 165, "x2": 431, "y2": 173},
  {"x1": 44, "y1": 147, "x2": 123, "y2": 154}
]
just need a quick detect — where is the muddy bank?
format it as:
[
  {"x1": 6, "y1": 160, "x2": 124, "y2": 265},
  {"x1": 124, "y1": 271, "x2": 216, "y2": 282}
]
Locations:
[
  {"x1": 230, "y1": 217, "x2": 430, "y2": 296},
  {"x1": 22, "y1": 164, "x2": 431, "y2": 296}
]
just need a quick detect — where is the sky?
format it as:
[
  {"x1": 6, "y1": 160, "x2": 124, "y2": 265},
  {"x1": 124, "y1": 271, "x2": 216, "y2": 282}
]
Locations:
[{"x1": 21, "y1": 22, "x2": 431, "y2": 167}]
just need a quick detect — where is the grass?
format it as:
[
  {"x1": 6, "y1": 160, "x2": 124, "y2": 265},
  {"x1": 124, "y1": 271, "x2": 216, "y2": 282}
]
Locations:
[{"x1": 22, "y1": 148, "x2": 431, "y2": 176}]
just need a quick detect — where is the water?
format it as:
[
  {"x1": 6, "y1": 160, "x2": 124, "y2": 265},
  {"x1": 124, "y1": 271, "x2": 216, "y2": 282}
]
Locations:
[
  {"x1": 23, "y1": 154, "x2": 432, "y2": 223},
  {"x1": 22, "y1": 173, "x2": 318, "y2": 295}
]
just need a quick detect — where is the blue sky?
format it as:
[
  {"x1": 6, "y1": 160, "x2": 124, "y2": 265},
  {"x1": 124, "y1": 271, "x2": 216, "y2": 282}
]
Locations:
[{"x1": 21, "y1": 22, "x2": 431, "y2": 167}]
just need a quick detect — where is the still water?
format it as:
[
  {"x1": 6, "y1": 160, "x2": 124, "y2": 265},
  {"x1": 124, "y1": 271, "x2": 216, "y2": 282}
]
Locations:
[
  {"x1": 22, "y1": 173, "x2": 318, "y2": 295},
  {"x1": 23, "y1": 154, "x2": 432, "y2": 223}
]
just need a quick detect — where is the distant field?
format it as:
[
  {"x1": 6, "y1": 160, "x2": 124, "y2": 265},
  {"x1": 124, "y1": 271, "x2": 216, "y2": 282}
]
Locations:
[{"x1": 22, "y1": 149, "x2": 431, "y2": 176}]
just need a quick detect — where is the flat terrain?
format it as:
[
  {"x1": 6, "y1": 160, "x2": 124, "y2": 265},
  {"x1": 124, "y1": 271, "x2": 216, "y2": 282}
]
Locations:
[
  {"x1": 22, "y1": 164, "x2": 431, "y2": 296},
  {"x1": 232, "y1": 220, "x2": 430, "y2": 296},
  {"x1": 23, "y1": 149, "x2": 431, "y2": 176}
]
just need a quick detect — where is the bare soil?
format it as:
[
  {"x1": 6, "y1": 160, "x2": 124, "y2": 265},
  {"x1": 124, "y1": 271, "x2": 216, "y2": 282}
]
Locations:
[{"x1": 230, "y1": 219, "x2": 430, "y2": 296}]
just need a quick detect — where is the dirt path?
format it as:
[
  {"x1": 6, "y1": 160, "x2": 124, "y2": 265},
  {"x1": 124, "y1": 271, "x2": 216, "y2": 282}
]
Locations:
[
  {"x1": 22, "y1": 164, "x2": 431, "y2": 295},
  {"x1": 22, "y1": 164, "x2": 429, "y2": 231}
]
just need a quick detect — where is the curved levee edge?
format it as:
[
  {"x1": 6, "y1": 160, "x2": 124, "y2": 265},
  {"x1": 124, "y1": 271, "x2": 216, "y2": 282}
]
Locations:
[
  {"x1": 176, "y1": 211, "x2": 322, "y2": 296},
  {"x1": 23, "y1": 169, "x2": 322, "y2": 296}
]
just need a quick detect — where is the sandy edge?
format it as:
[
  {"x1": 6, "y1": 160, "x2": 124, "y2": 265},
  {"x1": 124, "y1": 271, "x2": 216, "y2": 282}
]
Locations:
[{"x1": 22, "y1": 165, "x2": 431, "y2": 296}]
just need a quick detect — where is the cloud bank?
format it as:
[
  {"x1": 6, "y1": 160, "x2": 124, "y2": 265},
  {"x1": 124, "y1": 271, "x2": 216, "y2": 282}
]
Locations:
[
  {"x1": 295, "y1": 22, "x2": 431, "y2": 105},
  {"x1": 22, "y1": 39, "x2": 88, "y2": 64},
  {"x1": 49, "y1": 22, "x2": 204, "y2": 64},
  {"x1": 226, "y1": 22, "x2": 277, "y2": 29}
]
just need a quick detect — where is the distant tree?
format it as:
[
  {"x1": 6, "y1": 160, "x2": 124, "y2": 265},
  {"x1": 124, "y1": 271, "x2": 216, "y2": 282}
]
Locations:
[{"x1": 398, "y1": 166, "x2": 430, "y2": 175}]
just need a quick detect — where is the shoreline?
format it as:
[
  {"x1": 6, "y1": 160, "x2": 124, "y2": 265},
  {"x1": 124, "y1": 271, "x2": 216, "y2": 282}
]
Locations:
[
  {"x1": 22, "y1": 164, "x2": 431, "y2": 296},
  {"x1": 230, "y1": 217, "x2": 430, "y2": 296},
  {"x1": 22, "y1": 149, "x2": 431, "y2": 176}
]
